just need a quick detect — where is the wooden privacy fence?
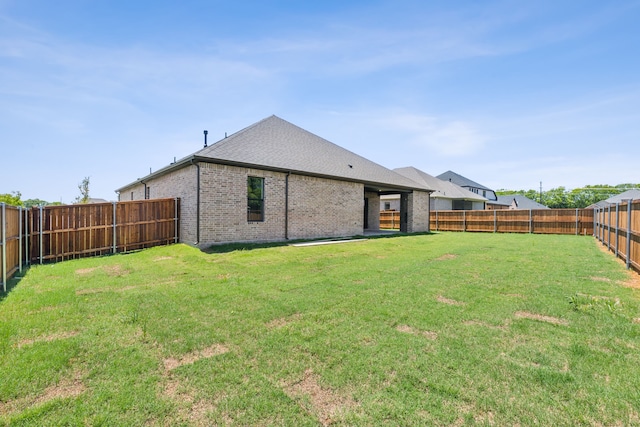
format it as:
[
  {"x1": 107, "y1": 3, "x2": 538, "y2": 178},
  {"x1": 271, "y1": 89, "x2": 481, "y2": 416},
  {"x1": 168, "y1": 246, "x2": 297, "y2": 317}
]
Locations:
[
  {"x1": 380, "y1": 210, "x2": 401, "y2": 230},
  {"x1": 594, "y1": 200, "x2": 640, "y2": 272},
  {"x1": 1, "y1": 198, "x2": 179, "y2": 291},
  {"x1": 430, "y1": 209, "x2": 594, "y2": 235},
  {"x1": 0, "y1": 204, "x2": 28, "y2": 292}
]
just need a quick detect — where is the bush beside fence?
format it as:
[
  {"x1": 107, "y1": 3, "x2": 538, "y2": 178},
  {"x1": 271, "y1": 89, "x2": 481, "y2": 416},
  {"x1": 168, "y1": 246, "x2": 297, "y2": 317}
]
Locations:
[
  {"x1": 1, "y1": 198, "x2": 179, "y2": 291},
  {"x1": 594, "y1": 200, "x2": 640, "y2": 272}
]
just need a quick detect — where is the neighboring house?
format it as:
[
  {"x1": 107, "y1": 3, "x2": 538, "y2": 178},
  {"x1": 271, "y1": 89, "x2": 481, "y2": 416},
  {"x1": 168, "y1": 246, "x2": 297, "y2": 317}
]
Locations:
[
  {"x1": 116, "y1": 115, "x2": 433, "y2": 246},
  {"x1": 436, "y1": 170, "x2": 497, "y2": 201},
  {"x1": 587, "y1": 189, "x2": 640, "y2": 209},
  {"x1": 495, "y1": 194, "x2": 549, "y2": 210},
  {"x1": 380, "y1": 167, "x2": 487, "y2": 211}
]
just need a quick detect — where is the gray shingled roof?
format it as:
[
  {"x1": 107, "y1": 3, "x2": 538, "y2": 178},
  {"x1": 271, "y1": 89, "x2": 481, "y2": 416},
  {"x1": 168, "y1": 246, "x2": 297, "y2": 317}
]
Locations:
[
  {"x1": 436, "y1": 170, "x2": 493, "y2": 191},
  {"x1": 394, "y1": 167, "x2": 487, "y2": 201},
  {"x1": 604, "y1": 189, "x2": 640, "y2": 204},
  {"x1": 495, "y1": 194, "x2": 549, "y2": 209},
  {"x1": 117, "y1": 115, "x2": 431, "y2": 193}
]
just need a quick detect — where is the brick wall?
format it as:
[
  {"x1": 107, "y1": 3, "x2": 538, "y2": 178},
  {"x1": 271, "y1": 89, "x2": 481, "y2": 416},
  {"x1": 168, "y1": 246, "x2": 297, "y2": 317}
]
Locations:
[
  {"x1": 288, "y1": 174, "x2": 362, "y2": 239},
  {"x1": 365, "y1": 191, "x2": 380, "y2": 230},
  {"x1": 407, "y1": 190, "x2": 431, "y2": 232},
  {"x1": 118, "y1": 166, "x2": 198, "y2": 243},
  {"x1": 199, "y1": 163, "x2": 287, "y2": 244},
  {"x1": 119, "y1": 162, "x2": 367, "y2": 246}
]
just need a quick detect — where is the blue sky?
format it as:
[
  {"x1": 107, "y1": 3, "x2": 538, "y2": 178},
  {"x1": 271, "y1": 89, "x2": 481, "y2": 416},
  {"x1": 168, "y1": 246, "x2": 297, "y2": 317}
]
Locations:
[{"x1": 1, "y1": 0, "x2": 639, "y2": 203}]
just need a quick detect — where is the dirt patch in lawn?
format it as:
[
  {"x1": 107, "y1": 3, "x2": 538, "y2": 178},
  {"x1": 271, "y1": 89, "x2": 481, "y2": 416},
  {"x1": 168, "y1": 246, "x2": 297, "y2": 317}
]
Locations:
[
  {"x1": 163, "y1": 344, "x2": 229, "y2": 371},
  {"x1": 153, "y1": 256, "x2": 174, "y2": 261},
  {"x1": 621, "y1": 271, "x2": 640, "y2": 290},
  {"x1": 75, "y1": 265, "x2": 129, "y2": 277},
  {"x1": 282, "y1": 369, "x2": 358, "y2": 426},
  {"x1": 103, "y1": 264, "x2": 129, "y2": 276},
  {"x1": 463, "y1": 320, "x2": 508, "y2": 331},
  {"x1": 0, "y1": 368, "x2": 86, "y2": 415},
  {"x1": 396, "y1": 325, "x2": 438, "y2": 340},
  {"x1": 15, "y1": 330, "x2": 79, "y2": 349},
  {"x1": 159, "y1": 344, "x2": 230, "y2": 425},
  {"x1": 434, "y1": 253, "x2": 457, "y2": 261},
  {"x1": 162, "y1": 377, "x2": 217, "y2": 426},
  {"x1": 514, "y1": 311, "x2": 568, "y2": 326},
  {"x1": 266, "y1": 313, "x2": 302, "y2": 329},
  {"x1": 437, "y1": 295, "x2": 466, "y2": 306}
]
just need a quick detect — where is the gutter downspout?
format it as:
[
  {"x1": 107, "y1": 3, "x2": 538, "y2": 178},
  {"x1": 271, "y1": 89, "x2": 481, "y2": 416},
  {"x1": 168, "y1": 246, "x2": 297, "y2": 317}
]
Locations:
[
  {"x1": 285, "y1": 172, "x2": 290, "y2": 240},
  {"x1": 140, "y1": 180, "x2": 148, "y2": 200}
]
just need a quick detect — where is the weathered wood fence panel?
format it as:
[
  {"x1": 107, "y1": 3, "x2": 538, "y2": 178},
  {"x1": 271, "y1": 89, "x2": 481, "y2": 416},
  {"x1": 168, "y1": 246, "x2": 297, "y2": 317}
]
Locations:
[
  {"x1": 594, "y1": 200, "x2": 640, "y2": 272},
  {"x1": 429, "y1": 209, "x2": 594, "y2": 235},
  {"x1": 380, "y1": 210, "x2": 401, "y2": 230},
  {"x1": 1, "y1": 204, "x2": 28, "y2": 292},
  {"x1": 1, "y1": 198, "x2": 179, "y2": 291}
]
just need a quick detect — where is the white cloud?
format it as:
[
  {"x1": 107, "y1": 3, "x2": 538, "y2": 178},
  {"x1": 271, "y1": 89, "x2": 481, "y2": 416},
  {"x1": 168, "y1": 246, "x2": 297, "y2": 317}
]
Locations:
[{"x1": 383, "y1": 114, "x2": 486, "y2": 156}]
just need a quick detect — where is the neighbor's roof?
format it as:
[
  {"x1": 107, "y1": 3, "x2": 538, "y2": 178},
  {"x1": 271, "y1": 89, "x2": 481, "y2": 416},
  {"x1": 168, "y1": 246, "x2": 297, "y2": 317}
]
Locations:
[
  {"x1": 603, "y1": 189, "x2": 640, "y2": 204},
  {"x1": 496, "y1": 194, "x2": 549, "y2": 209},
  {"x1": 436, "y1": 170, "x2": 494, "y2": 192},
  {"x1": 586, "y1": 189, "x2": 640, "y2": 209},
  {"x1": 117, "y1": 115, "x2": 431, "y2": 193},
  {"x1": 394, "y1": 167, "x2": 487, "y2": 201}
]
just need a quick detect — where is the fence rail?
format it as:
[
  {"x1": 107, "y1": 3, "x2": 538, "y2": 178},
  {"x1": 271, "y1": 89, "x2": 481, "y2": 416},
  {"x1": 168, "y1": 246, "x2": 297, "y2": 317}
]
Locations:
[
  {"x1": 594, "y1": 200, "x2": 640, "y2": 272},
  {"x1": 1, "y1": 198, "x2": 179, "y2": 291},
  {"x1": 429, "y1": 209, "x2": 594, "y2": 235}
]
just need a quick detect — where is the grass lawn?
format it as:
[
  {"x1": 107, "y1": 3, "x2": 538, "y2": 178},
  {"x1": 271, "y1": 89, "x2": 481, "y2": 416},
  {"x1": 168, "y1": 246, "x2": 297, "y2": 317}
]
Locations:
[{"x1": 1, "y1": 232, "x2": 639, "y2": 426}]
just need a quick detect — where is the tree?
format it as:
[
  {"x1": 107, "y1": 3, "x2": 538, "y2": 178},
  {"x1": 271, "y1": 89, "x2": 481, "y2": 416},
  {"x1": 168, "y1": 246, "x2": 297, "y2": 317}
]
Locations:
[
  {"x1": 24, "y1": 199, "x2": 50, "y2": 208},
  {"x1": 75, "y1": 176, "x2": 90, "y2": 204},
  {"x1": 0, "y1": 191, "x2": 23, "y2": 207}
]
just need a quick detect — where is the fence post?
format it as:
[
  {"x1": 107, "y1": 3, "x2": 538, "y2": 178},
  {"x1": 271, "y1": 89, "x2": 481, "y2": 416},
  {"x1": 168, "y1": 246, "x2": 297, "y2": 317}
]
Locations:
[
  {"x1": 606, "y1": 205, "x2": 611, "y2": 250},
  {"x1": 626, "y1": 200, "x2": 632, "y2": 270},
  {"x1": 39, "y1": 205, "x2": 43, "y2": 265},
  {"x1": 25, "y1": 208, "x2": 30, "y2": 266},
  {"x1": 112, "y1": 202, "x2": 117, "y2": 254},
  {"x1": 494, "y1": 210, "x2": 497, "y2": 233},
  {"x1": 18, "y1": 206, "x2": 22, "y2": 273},
  {"x1": 529, "y1": 209, "x2": 532, "y2": 234},
  {"x1": 174, "y1": 197, "x2": 179, "y2": 243},
  {"x1": 463, "y1": 210, "x2": 466, "y2": 232},
  {"x1": 575, "y1": 208, "x2": 579, "y2": 236},
  {"x1": 615, "y1": 203, "x2": 620, "y2": 257},
  {"x1": 2, "y1": 203, "x2": 6, "y2": 292},
  {"x1": 435, "y1": 210, "x2": 438, "y2": 231}
]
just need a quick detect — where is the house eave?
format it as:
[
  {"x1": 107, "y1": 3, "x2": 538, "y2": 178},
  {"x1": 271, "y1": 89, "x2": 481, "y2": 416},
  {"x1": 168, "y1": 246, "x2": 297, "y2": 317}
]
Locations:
[{"x1": 115, "y1": 155, "x2": 433, "y2": 194}]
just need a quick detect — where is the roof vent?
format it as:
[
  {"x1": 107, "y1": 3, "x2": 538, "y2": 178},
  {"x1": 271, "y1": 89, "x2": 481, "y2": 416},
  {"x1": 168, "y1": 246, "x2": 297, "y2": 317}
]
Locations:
[
  {"x1": 348, "y1": 164, "x2": 353, "y2": 168},
  {"x1": 203, "y1": 130, "x2": 208, "y2": 147}
]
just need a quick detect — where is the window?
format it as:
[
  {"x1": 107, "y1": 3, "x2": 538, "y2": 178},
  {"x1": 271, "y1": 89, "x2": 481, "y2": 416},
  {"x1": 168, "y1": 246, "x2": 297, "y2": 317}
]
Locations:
[
  {"x1": 247, "y1": 177, "x2": 264, "y2": 221},
  {"x1": 145, "y1": 186, "x2": 150, "y2": 200},
  {"x1": 130, "y1": 192, "x2": 134, "y2": 200},
  {"x1": 453, "y1": 200, "x2": 473, "y2": 210},
  {"x1": 384, "y1": 202, "x2": 391, "y2": 210}
]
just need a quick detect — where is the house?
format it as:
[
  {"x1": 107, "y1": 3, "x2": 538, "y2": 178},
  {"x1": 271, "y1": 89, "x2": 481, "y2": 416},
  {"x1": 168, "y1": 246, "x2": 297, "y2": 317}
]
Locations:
[
  {"x1": 116, "y1": 116, "x2": 433, "y2": 246},
  {"x1": 380, "y1": 167, "x2": 487, "y2": 211},
  {"x1": 587, "y1": 189, "x2": 640, "y2": 209},
  {"x1": 495, "y1": 194, "x2": 549, "y2": 210},
  {"x1": 436, "y1": 170, "x2": 497, "y2": 202}
]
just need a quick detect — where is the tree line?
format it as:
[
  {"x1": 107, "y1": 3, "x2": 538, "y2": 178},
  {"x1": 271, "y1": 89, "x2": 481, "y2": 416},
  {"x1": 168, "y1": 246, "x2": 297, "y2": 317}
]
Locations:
[
  {"x1": 496, "y1": 184, "x2": 640, "y2": 209},
  {"x1": 0, "y1": 177, "x2": 91, "y2": 207}
]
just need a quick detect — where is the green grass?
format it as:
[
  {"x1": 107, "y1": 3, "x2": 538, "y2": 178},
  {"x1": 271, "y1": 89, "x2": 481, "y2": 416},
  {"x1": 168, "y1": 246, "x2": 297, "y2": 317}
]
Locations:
[{"x1": 1, "y1": 232, "x2": 639, "y2": 426}]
